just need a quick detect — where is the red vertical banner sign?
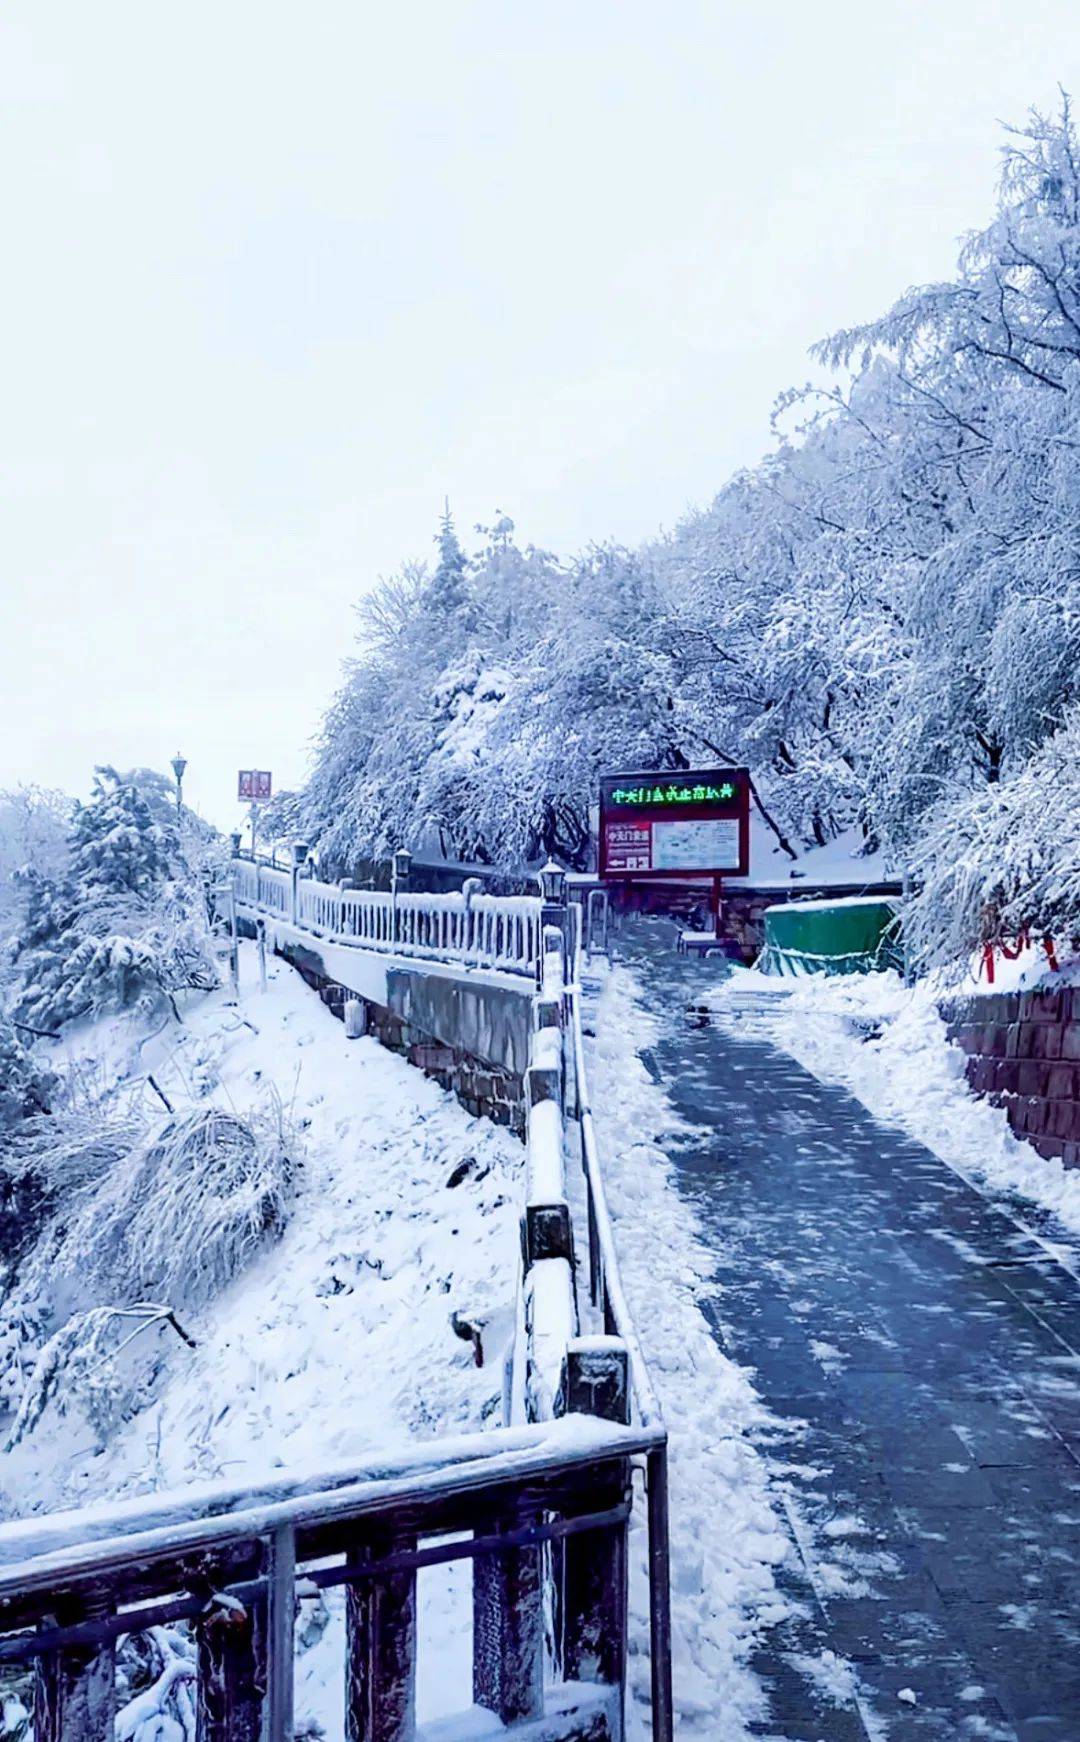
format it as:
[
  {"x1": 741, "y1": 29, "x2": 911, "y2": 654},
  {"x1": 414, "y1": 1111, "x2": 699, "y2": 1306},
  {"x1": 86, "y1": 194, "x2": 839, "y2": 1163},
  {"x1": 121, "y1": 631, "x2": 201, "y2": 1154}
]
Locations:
[{"x1": 238, "y1": 771, "x2": 273, "y2": 802}]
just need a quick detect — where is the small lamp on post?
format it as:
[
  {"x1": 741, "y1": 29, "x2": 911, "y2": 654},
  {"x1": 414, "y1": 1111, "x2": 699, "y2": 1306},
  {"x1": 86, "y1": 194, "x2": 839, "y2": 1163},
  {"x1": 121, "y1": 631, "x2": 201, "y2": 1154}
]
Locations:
[
  {"x1": 539, "y1": 860, "x2": 567, "y2": 908},
  {"x1": 170, "y1": 752, "x2": 187, "y2": 819},
  {"x1": 391, "y1": 847, "x2": 411, "y2": 948},
  {"x1": 229, "y1": 830, "x2": 242, "y2": 858},
  {"x1": 538, "y1": 858, "x2": 569, "y2": 971}
]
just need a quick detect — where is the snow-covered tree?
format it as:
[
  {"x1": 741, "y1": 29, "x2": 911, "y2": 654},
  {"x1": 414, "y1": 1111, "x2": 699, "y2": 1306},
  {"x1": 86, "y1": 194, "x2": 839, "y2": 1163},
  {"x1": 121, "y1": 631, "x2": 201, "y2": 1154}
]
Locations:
[
  {"x1": 10, "y1": 768, "x2": 218, "y2": 1031},
  {"x1": 295, "y1": 98, "x2": 1080, "y2": 957}
]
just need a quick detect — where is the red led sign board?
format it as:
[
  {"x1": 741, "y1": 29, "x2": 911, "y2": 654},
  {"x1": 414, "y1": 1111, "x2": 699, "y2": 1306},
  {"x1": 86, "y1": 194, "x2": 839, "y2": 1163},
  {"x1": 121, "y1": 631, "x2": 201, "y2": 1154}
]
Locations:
[
  {"x1": 238, "y1": 770, "x2": 272, "y2": 802},
  {"x1": 598, "y1": 768, "x2": 750, "y2": 880}
]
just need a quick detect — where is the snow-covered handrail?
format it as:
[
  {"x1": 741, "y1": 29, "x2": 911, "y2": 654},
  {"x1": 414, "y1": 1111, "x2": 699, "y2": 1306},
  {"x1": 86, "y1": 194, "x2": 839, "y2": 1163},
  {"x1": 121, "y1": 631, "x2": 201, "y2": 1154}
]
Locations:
[
  {"x1": 520, "y1": 928, "x2": 576, "y2": 1421},
  {"x1": 0, "y1": 1416, "x2": 658, "y2": 1594},
  {"x1": 0, "y1": 1416, "x2": 661, "y2": 1742},
  {"x1": 230, "y1": 856, "x2": 541, "y2": 977},
  {"x1": 567, "y1": 902, "x2": 663, "y2": 1429}
]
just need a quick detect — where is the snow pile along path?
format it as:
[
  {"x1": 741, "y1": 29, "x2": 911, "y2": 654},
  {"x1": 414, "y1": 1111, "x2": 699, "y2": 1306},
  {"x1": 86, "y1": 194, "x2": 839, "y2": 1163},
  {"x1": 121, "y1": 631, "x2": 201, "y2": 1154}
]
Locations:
[
  {"x1": 707, "y1": 965, "x2": 1080, "y2": 1240},
  {"x1": 587, "y1": 966, "x2": 790, "y2": 1741}
]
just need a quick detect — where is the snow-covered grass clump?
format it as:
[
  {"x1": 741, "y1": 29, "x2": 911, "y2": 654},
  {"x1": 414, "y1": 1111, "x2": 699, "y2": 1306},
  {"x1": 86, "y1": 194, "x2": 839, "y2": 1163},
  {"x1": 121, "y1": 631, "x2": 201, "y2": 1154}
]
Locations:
[{"x1": 0, "y1": 1096, "x2": 298, "y2": 1477}]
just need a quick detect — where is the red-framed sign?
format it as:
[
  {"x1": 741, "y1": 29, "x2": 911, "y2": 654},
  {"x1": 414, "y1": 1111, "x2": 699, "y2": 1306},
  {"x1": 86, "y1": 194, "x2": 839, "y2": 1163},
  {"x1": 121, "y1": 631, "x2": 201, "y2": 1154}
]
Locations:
[
  {"x1": 598, "y1": 767, "x2": 750, "y2": 879},
  {"x1": 238, "y1": 770, "x2": 272, "y2": 802}
]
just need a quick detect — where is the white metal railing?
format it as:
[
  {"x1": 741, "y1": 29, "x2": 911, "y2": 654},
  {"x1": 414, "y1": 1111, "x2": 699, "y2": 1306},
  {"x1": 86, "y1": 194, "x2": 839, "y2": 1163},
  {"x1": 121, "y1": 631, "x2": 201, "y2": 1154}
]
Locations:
[
  {"x1": 256, "y1": 865, "x2": 290, "y2": 916},
  {"x1": 231, "y1": 861, "x2": 541, "y2": 977},
  {"x1": 216, "y1": 856, "x2": 672, "y2": 1736}
]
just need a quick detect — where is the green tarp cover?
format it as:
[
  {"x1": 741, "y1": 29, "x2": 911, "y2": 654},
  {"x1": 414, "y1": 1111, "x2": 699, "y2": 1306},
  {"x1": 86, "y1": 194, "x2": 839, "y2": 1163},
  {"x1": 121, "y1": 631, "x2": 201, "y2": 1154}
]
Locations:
[{"x1": 762, "y1": 896, "x2": 899, "y2": 976}]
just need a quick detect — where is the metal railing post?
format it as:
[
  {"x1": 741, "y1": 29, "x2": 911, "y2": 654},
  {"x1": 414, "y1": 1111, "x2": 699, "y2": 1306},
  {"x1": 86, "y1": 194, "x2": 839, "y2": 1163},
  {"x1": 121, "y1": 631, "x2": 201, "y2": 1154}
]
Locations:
[
  {"x1": 647, "y1": 1443, "x2": 675, "y2": 1742},
  {"x1": 266, "y1": 1523, "x2": 295, "y2": 1742},
  {"x1": 586, "y1": 887, "x2": 609, "y2": 959}
]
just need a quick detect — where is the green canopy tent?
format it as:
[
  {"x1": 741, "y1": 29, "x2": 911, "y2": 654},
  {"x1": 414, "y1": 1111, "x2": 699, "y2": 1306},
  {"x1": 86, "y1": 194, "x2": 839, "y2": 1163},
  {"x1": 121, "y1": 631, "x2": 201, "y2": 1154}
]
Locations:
[{"x1": 761, "y1": 895, "x2": 901, "y2": 977}]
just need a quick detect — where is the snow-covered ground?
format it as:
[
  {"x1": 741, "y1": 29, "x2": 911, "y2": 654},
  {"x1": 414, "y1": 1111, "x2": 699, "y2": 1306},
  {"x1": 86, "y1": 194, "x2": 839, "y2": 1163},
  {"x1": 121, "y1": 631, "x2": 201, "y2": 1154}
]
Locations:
[
  {"x1": 2, "y1": 943, "x2": 523, "y2": 1729},
  {"x1": 705, "y1": 965, "x2": 1080, "y2": 1241},
  {"x1": 588, "y1": 967, "x2": 790, "y2": 1740},
  {"x1": 4, "y1": 943, "x2": 795, "y2": 1739}
]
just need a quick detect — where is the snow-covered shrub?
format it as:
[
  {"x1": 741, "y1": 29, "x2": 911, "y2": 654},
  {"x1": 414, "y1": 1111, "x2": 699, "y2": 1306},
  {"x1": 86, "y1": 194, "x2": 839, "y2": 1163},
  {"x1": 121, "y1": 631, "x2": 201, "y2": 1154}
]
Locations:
[
  {"x1": 0, "y1": 1109, "x2": 144, "y2": 1408},
  {"x1": 3, "y1": 1304, "x2": 195, "y2": 1451},
  {"x1": 36, "y1": 1105, "x2": 296, "y2": 1309},
  {"x1": 115, "y1": 1625, "x2": 197, "y2": 1742},
  {"x1": 905, "y1": 710, "x2": 1080, "y2": 967},
  {"x1": 0, "y1": 1103, "x2": 297, "y2": 1447}
]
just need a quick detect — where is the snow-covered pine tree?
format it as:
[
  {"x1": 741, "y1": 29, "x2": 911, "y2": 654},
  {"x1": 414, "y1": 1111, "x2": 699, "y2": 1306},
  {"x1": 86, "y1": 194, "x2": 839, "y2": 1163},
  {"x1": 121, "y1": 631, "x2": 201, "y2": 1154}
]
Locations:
[
  {"x1": 0, "y1": 1022, "x2": 55, "y2": 1135},
  {"x1": 428, "y1": 499, "x2": 469, "y2": 616},
  {"x1": 11, "y1": 768, "x2": 218, "y2": 1031}
]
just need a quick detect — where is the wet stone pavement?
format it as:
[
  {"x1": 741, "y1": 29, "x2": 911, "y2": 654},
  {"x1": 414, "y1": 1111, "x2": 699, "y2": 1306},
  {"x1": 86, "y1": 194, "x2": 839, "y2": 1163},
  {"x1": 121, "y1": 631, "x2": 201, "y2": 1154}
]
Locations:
[{"x1": 623, "y1": 930, "x2": 1080, "y2": 1742}]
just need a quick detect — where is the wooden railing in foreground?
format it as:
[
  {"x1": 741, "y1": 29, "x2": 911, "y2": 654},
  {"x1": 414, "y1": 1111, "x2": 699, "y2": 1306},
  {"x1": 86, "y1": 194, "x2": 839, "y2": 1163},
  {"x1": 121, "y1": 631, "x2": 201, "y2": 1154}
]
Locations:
[
  {"x1": 0, "y1": 863, "x2": 672, "y2": 1741},
  {"x1": 0, "y1": 1418, "x2": 663, "y2": 1742}
]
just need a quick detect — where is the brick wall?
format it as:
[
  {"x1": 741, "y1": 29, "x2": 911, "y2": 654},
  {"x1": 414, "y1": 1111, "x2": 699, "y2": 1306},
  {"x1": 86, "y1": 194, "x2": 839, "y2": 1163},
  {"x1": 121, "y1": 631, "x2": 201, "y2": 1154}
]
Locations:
[
  {"x1": 939, "y1": 987, "x2": 1080, "y2": 1167},
  {"x1": 285, "y1": 952, "x2": 525, "y2": 1136}
]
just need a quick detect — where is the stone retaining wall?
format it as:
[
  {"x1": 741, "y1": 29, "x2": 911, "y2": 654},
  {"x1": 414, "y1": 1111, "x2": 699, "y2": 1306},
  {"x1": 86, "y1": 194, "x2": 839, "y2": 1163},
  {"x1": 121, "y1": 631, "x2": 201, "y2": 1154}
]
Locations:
[
  {"x1": 939, "y1": 987, "x2": 1080, "y2": 1167},
  {"x1": 283, "y1": 945, "x2": 525, "y2": 1134}
]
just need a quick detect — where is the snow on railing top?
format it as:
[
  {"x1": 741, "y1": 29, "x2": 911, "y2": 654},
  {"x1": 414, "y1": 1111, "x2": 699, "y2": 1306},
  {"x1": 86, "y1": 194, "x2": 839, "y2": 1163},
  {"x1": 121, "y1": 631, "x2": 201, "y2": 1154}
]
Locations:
[
  {"x1": 229, "y1": 856, "x2": 540, "y2": 978},
  {"x1": 520, "y1": 928, "x2": 575, "y2": 1420},
  {"x1": 0, "y1": 1415, "x2": 655, "y2": 1591}
]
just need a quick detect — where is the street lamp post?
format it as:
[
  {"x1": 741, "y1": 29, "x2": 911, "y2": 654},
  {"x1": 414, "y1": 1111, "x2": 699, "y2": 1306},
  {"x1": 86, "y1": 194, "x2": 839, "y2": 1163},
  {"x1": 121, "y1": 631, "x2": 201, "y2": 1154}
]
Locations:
[{"x1": 170, "y1": 752, "x2": 187, "y2": 819}]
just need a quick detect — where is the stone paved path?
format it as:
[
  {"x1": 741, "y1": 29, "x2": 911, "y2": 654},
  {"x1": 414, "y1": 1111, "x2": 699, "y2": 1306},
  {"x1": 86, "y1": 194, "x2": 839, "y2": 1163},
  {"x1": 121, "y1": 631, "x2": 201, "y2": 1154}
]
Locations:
[{"x1": 623, "y1": 928, "x2": 1080, "y2": 1741}]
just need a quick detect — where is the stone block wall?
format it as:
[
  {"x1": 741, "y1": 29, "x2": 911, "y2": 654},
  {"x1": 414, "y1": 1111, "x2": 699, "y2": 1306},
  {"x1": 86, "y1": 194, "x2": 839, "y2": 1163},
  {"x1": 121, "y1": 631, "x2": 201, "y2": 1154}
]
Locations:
[
  {"x1": 939, "y1": 987, "x2": 1080, "y2": 1167},
  {"x1": 285, "y1": 951, "x2": 525, "y2": 1135}
]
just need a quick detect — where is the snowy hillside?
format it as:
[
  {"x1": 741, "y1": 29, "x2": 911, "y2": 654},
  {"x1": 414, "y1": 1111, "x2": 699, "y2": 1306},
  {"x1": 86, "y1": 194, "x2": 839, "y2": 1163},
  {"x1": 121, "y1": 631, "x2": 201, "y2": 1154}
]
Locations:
[
  {"x1": 1, "y1": 945, "x2": 526, "y2": 1731},
  {"x1": 2, "y1": 944, "x2": 522, "y2": 1521}
]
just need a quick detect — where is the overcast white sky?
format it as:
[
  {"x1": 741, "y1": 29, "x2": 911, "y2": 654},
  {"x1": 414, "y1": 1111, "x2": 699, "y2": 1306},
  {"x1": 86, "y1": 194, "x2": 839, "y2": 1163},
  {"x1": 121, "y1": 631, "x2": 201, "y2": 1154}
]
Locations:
[{"x1": 3, "y1": 2, "x2": 1078, "y2": 829}]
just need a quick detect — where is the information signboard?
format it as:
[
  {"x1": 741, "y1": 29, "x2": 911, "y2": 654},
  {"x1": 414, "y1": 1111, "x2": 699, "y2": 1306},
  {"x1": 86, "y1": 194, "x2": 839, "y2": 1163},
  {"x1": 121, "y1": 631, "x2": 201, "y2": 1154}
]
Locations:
[
  {"x1": 598, "y1": 768, "x2": 750, "y2": 880},
  {"x1": 238, "y1": 770, "x2": 272, "y2": 802}
]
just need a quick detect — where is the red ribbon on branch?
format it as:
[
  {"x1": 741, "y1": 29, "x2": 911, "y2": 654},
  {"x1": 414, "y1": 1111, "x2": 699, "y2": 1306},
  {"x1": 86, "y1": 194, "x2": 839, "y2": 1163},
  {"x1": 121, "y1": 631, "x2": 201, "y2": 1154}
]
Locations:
[{"x1": 980, "y1": 931, "x2": 1058, "y2": 984}]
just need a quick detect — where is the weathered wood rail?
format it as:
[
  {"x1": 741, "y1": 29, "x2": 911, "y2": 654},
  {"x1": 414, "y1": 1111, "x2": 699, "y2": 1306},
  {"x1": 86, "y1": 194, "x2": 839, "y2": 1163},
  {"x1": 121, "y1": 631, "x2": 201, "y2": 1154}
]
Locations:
[
  {"x1": 0, "y1": 859, "x2": 672, "y2": 1741},
  {"x1": 0, "y1": 1420, "x2": 662, "y2": 1742}
]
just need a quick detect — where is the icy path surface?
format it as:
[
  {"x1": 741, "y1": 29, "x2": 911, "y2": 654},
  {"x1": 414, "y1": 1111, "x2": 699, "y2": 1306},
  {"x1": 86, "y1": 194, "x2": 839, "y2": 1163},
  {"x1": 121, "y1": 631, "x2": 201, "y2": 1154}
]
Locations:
[
  {"x1": 586, "y1": 966, "x2": 788, "y2": 1741},
  {"x1": 615, "y1": 924, "x2": 1080, "y2": 1742}
]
